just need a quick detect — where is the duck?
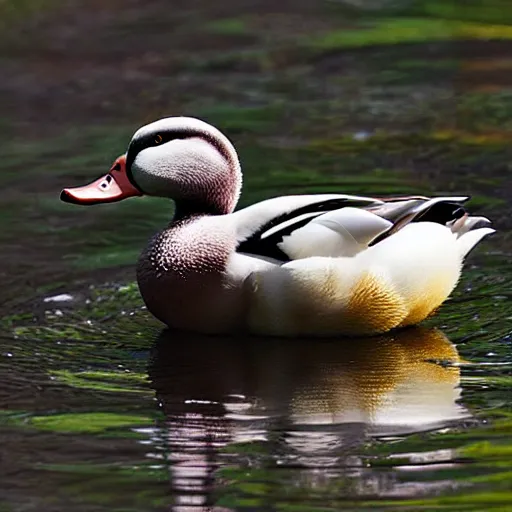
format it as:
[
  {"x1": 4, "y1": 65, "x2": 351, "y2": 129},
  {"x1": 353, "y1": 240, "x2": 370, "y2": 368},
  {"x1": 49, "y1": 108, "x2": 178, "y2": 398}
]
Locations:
[{"x1": 60, "y1": 116, "x2": 495, "y2": 337}]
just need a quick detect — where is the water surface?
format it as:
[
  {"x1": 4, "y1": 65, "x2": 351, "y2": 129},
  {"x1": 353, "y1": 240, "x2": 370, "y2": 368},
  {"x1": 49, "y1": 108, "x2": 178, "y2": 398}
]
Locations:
[
  {"x1": 1, "y1": 1, "x2": 512, "y2": 510},
  {"x1": 1, "y1": 254, "x2": 511, "y2": 511}
]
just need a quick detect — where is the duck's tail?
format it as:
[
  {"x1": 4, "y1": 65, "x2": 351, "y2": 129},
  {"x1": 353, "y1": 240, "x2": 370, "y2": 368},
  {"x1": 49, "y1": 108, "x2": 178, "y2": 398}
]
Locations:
[
  {"x1": 368, "y1": 196, "x2": 495, "y2": 255},
  {"x1": 455, "y1": 225, "x2": 496, "y2": 258}
]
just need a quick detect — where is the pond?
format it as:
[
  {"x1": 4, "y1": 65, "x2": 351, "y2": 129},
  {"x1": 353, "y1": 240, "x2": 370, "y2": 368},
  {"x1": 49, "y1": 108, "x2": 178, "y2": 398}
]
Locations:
[
  {"x1": 1, "y1": 252, "x2": 511, "y2": 511},
  {"x1": 1, "y1": 1, "x2": 512, "y2": 511}
]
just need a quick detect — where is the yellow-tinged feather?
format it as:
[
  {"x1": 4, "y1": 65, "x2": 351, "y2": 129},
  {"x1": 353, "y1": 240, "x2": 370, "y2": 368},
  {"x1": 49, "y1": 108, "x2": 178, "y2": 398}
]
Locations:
[
  {"x1": 399, "y1": 273, "x2": 459, "y2": 327},
  {"x1": 249, "y1": 266, "x2": 411, "y2": 336},
  {"x1": 343, "y1": 271, "x2": 408, "y2": 335}
]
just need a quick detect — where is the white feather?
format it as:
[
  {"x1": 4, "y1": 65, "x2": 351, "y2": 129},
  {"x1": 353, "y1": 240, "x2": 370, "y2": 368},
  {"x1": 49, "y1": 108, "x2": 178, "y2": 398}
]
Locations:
[
  {"x1": 313, "y1": 207, "x2": 393, "y2": 244},
  {"x1": 278, "y1": 207, "x2": 393, "y2": 259},
  {"x1": 279, "y1": 223, "x2": 351, "y2": 259},
  {"x1": 456, "y1": 228, "x2": 495, "y2": 258},
  {"x1": 356, "y1": 222, "x2": 462, "y2": 299}
]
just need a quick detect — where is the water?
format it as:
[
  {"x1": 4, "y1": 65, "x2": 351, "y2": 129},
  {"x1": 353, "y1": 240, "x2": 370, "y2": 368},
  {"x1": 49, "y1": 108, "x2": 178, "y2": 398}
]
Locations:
[
  {"x1": 2, "y1": 1, "x2": 512, "y2": 510},
  {"x1": 1, "y1": 255, "x2": 511, "y2": 511}
]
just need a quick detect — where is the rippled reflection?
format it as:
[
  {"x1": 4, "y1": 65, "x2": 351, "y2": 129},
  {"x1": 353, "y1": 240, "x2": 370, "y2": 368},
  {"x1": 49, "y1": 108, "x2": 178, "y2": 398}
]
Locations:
[{"x1": 148, "y1": 327, "x2": 468, "y2": 509}]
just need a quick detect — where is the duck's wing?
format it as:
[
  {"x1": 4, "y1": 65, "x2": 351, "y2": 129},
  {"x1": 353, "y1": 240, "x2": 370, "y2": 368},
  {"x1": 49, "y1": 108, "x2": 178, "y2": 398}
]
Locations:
[
  {"x1": 232, "y1": 194, "x2": 382, "y2": 261},
  {"x1": 276, "y1": 196, "x2": 477, "y2": 259},
  {"x1": 233, "y1": 194, "x2": 492, "y2": 261},
  {"x1": 367, "y1": 195, "x2": 492, "y2": 246}
]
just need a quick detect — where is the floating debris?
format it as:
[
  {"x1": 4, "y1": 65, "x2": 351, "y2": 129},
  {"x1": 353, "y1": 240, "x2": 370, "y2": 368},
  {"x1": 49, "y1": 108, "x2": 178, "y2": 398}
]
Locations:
[{"x1": 43, "y1": 293, "x2": 74, "y2": 303}]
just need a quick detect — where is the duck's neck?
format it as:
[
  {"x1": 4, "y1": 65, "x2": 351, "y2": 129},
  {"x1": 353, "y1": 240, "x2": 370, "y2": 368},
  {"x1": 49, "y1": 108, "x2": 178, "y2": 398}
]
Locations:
[
  {"x1": 173, "y1": 195, "x2": 234, "y2": 221},
  {"x1": 173, "y1": 200, "x2": 222, "y2": 221},
  {"x1": 172, "y1": 156, "x2": 242, "y2": 218}
]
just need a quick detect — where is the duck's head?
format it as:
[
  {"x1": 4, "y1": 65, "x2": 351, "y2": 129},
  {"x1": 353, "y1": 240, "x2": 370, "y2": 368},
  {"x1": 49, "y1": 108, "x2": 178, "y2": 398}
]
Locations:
[{"x1": 61, "y1": 117, "x2": 242, "y2": 215}]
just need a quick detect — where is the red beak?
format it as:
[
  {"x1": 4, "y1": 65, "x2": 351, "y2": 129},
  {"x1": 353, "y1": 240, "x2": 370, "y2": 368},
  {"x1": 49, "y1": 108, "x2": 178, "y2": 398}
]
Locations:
[{"x1": 60, "y1": 155, "x2": 142, "y2": 205}]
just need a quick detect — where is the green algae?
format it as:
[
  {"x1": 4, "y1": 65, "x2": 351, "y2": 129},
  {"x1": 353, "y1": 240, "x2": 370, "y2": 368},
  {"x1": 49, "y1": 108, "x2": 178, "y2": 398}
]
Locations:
[
  {"x1": 49, "y1": 369, "x2": 151, "y2": 395},
  {"x1": 29, "y1": 412, "x2": 153, "y2": 434},
  {"x1": 457, "y1": 91, "x2": 512, "y2": 132},
  {"x1": 310, "y1": 18, "x2": 512, "y2": 51},
  {"x1": 31, "y1": 462, "x2": 170, "y2": 510},
  {"x1": 205, "y1": 18, "x2": 249, "y2": 37},
  {"x1": 415, "y1": 0, "x2": 512, "y2": 25},
  {"x1": 0, "y1": 0, "x2": 59, "y2": 32},
  {"x1": 463, "y1": 440, "x2": 512, "y2": 460},
  {"x1": 198, "y1": 103, "x2": 286, "y2": 135}
]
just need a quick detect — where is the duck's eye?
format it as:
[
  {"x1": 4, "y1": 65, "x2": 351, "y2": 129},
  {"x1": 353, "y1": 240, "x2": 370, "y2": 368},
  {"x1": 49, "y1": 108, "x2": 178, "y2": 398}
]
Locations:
[{"x1": 154, "y1": 134, "x2": 163, "y2": 144}]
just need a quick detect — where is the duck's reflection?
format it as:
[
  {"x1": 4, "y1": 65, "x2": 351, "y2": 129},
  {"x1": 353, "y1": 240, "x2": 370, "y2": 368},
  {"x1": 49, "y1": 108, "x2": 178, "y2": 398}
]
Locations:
[{"x1": 148, "y1": 327, "x2": 468, "y2": 510}]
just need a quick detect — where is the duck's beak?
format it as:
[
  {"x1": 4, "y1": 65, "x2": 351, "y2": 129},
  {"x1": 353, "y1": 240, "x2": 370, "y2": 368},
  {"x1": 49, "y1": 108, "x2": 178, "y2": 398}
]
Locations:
[{"x1": 60, "y1": 154, "x2": 142, "y2": 205}]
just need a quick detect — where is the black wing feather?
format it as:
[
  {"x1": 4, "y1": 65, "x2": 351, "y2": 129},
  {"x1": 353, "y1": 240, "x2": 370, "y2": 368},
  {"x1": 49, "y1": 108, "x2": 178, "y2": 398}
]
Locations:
[
  {"x1": 370, "y1": 200, "x2": 467, "y2": 246},
  {"x1": 237, "y1": 198, "x2": 375, "y2": 261}
]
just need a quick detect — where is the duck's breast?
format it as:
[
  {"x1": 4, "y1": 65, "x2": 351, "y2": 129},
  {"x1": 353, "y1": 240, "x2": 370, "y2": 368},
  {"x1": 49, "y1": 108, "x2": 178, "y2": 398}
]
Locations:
[{"x1": 137, "y1": 216, "x2": 245, "y2": 333}]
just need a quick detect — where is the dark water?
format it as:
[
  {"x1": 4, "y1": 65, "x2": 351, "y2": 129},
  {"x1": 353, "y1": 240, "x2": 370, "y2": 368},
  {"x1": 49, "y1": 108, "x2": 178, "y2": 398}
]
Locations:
[
  {"x1": 1, "y1": 254, "x2": 511, "y2": 511},
  {"x1": 2, "y1": 1, "x2": 512, "y2": 510}
]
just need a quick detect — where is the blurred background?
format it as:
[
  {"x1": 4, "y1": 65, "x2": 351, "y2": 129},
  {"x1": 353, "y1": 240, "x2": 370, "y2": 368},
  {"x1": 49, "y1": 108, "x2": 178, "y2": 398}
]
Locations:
[
  {"x1": 1, "y1": 0, "x2": 511, "y2": 298},
  {"x1": 1, "y1": 1, "x2": 512, "y2": 511}
]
